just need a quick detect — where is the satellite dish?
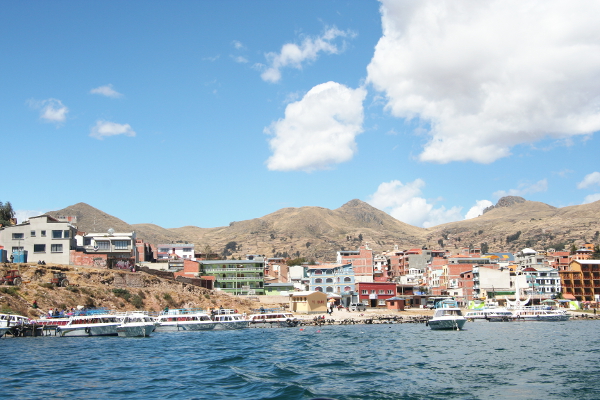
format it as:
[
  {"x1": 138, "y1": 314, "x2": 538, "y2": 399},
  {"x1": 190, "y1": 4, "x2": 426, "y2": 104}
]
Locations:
[{"x1": 108, "y1": 228, "x2": 115, "y2": 235}]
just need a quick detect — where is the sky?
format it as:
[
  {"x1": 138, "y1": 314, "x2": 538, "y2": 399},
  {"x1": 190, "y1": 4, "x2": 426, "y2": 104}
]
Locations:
[{"x1": 2, "y1": 0, "x2": 600, "y2": 230}]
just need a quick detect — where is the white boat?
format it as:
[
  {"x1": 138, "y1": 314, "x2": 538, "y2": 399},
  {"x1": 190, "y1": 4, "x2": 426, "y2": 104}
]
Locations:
[
  {"x1": 154, "y1": 308, "x2": 217, "y2": 332},
  {"x1": 211, "y1": 309, "x2": 249, "y2": 330},
  {"x1": 427, "y1": 299, "x2": 467, "y2": 330},
  {"x1": 248, "y1": 312, "x2": 298, "y2": 328},
  {"x1": 0, "y1": 313, "x2": 30, "y2": 337},
  {"x1": 510, "y1": 306, "x2": 570, "y2": 321},
  {"x1": 464, "y1": 308, "x2": 514, "y2": 322},
  {"x1": 116, "y1": 312, "x2": 156, "y2": 337},
  {"x1": 56, "y1": 313, "x2": 121, "y2": 337}
]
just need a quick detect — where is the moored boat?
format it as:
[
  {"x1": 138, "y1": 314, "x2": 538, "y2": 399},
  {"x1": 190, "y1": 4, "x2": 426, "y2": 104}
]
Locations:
[
  {"x1": 116, "y1": 312, "x2": 156, "y2": 337},
  {"x1": 427, "y1": 299, "x2": 467, "y2": 330},
  {"x1": 510, "y1": 306, "x2": 570, "y2": 321},
  {"x1": 211, "y1": 309, "x2": 249, "y2": 330},
  {"x1": 154, "y1": 308, "x2": 216, "y2": 332},
  {"x1": 56, "y1": 312, "x2": 121, "y2": 337},
  {"x1": 248, "y1": 312, "x2": 298, "y2": 328},
  {"x1": 464, "y1": 308, "x2": 515, "y2": 322},
  {"x1": 0, "y1": 313, "x2": 30, "y2": 337}
]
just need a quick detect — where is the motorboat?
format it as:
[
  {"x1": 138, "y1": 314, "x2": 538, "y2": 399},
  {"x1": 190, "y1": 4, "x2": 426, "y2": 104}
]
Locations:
[
  {"x1": 0, "y1": 313, "x2": 30, "y2": 337},
  {"x1": 56, "y1": 312, "x2": 121, "y2": 337},
  {"x1": 248, "y1": 311, "x2": 299, "y2": 328},
  {"x1": 154, "y1": 308, "x2": 217, "y2": 332},
  {"x1": 510, "y1": 306, "x2": 570, "y2": 321},
  {"x1": 427, "y1": 299, "x2": 467, "y2": 330},
  {"x1": 211, "y1": 309, "x2": 249, "y2": 330},
  {"x1": 464, "y1": 308, "x2": 514, "y2": 322},
  {"x1": 116, "y1": 312, "x2": 156, "y2": 337}
]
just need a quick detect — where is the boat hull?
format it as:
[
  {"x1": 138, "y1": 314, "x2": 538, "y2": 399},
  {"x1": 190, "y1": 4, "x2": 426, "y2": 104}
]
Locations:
[
  {"x1": 57, "y1": 324, "x2": 120, "y2": 337},
  {"x1": 117, "y1": 324, "x2": 155, "y2": 337},
  {"x1": 154, "y1": 322, "x2": 217, "y2": 332},
  {"x1": 428, "y1": 318, "x2": 467, "y2": 330},
  {"x1": 213, "y1": 321, "x2": 249, "y2": 330}
]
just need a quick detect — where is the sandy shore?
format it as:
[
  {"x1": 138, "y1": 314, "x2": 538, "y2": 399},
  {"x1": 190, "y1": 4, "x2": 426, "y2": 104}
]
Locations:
[{"x1": 298, "y1": 307, "x2": 434, "y2": 321}]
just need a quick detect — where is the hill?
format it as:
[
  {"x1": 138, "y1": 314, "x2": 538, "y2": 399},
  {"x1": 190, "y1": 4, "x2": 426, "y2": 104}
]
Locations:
[{"x1": 48, "y1": 197, "x2": 600, "y2": 260}]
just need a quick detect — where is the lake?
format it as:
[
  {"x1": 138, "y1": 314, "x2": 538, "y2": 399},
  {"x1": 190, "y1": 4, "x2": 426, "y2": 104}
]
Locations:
[{"x1": 2, "y1": 320, "x2": 599, "y2": 399}]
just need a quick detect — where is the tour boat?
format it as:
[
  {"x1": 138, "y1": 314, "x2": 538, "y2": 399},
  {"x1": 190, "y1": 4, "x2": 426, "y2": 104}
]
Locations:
[
  {"x1": 211, "y1": 309, "x2": 249, "y2": 330},
  {"x1": 464, "y1": 308, "x2": 514, "y2": 322},
  {"x1": 427, "y1": 299, "x2": 467, "y2": 330},
  {"x1": 56, "y1": 313, "x2": 121, "y2": 337},
  {"x1": 0, "y1": 313, "x2": 30, "y2": 337},
  {"x1": 248, "y1": 312, "x2": 299, "y2": 328},
  {"x1": 116, "y1": 312, "x2": 157, "y2": 337},
  {"x1": 510, "y1": 306, "x2": 570, "y2": 321},
  {"x1": 154, "y1": 308, "x2": 217, "y2": 332}
]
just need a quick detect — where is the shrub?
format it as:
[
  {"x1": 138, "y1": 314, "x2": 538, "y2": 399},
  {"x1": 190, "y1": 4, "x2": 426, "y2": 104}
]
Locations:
[
  {"x1": 130, "y1": 295, "x2": 144, "y2": 309},
  {"x1": 112, "y1": 288, "x2": 131, "y2": 301},
  {"x1": 0, "y1": 287, "x2": 19, "y2": 296}
]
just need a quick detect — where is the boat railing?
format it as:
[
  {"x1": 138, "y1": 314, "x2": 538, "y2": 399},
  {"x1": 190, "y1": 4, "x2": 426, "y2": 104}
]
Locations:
[{"x1": 154, "y1": 308, "x2": 208, "y2": 317}]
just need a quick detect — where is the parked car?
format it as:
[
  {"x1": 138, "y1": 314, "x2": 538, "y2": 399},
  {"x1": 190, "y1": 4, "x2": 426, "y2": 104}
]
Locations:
[{"x1": 349, "y1": 303, "x2": 366, "y2": 312}]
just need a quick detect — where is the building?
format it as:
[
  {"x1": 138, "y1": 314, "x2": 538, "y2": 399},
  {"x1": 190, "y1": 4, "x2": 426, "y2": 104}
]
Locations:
[
  {"x1": 197, "y1": 259, "x2": 265, "y2": 295},
  {"x1": 337, "y1": 245, "x2": 374, "y2": 283},
  {"x1": 0, "y1": 215, "x2": 77, "y2": 265},
  {"x1": 559, "y1": 259, "x2": 600, "y2": 302},
  {"x1": 306, "y1": 263, "x2": 354, "y2": 294},
  {"x1": 356, "y1": 282, "x2": 397, "y2": 307},
  {"x1": 288, "y1": 291, "x2": 328, "y2": 314},
  {"x1": 75, "y1": 231, "x2": 138, "y2": 269},
  {"x1": 157, "y1": 243, "x2": 195, "y2": 261}
]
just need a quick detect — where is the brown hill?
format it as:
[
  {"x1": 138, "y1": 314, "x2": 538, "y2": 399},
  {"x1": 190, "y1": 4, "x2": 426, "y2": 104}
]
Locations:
[{"x1": 48, "y1": 198, "x2": 600, "y2": 260}]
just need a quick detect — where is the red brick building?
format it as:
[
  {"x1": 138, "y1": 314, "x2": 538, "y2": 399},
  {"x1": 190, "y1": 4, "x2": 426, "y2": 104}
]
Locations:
[{"x1": 356, "y1": 282, "x2": 397, "y2": 307}]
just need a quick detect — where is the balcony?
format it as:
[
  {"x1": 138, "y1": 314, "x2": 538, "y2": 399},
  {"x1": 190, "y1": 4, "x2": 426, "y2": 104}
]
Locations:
[
  {"x1": 214, "y1": 276, "x2": 263, "y2": 282},
  {"x1": 204, "y1": 268, "x2": 264, "y2": 273}
]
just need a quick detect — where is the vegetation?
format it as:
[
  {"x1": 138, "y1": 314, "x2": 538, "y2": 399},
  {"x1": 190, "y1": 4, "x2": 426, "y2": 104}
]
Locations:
[
  {"x1": 0, "y1": 201, "x2": 15, "y2": 227},
  {"x1": 506, "y1": 231, "x2": 522, "y2": 244},
  {"x1": 480, "y1": 242, "x2": 489, "y2": 254},
  {"x1": 286, "y1": 257, "x2": 307, "y2": 266},
  {"x1": 222, "y1": 241, "x2": 238, "y2": 257},
  {"x1": 112, "y1": 288, "x2": 131, "y2": 301}
]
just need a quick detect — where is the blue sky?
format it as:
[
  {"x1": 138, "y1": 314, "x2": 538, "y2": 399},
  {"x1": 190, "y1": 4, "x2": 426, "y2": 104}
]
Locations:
[{"x1": 3, "y1": 0, "x2": 600, "y2": 229}]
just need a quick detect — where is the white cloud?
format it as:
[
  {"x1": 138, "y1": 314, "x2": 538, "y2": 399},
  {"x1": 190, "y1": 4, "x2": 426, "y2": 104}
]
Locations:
[
  {"x1": 28, "y1": 98, "x2": 69, "y2": 123},
  {"x1": 367, "y1": 0, "x2": 600, "y2": 163},
  {"x1": 465, "y1": 200, "x2": 493, "y2": 220},
  {"x1": 232, "y1": 40, "x2": 244, "y2": 50},
  {"x1": 583, "y1": 193, "x2": 600, "y2": 204},
  {"x1": 14, "y1": 209, "x2": 46, "y2": 225},
  {"x1": 265, "y1": 82, "x2": 366, "y2": 171},
  {"x1": 232, "y1": 56, "x2": 248, "y2": 64},
  {"x1": 493, "y1": 179, "x2": 548, "y2": 198},
  {"x1": 90, "y1": 120, "x2": 136, "y2": 140},
  {"x1": 577, "y1": 172, "x2": 600, "y2": 189},
  {"x1": 261, "y1": 26, "x2": 355, "y2": 83},
  {"x1": 367, "y1": 179, "x2": 463, "y2": 228},
  {"x1": 90, "y1": 84, "x2": 123, "y2": 98}
]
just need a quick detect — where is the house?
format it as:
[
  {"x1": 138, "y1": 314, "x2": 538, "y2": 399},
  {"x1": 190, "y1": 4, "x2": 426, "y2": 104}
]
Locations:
[
  {"x1": 288, "y1": 291, "x2": 328, "y2": 314},
  {"x1": 337, "y1": 245, "x2": 374, "y2": 283},
  {"x1": 356, "y1": 281, "x2": 397, "y2": 307},
  {"x1": 74, "y1": 231, "x2": 137, "y2": 269},
  {"x1": 306, "y1": 263, "x2": 354, "y2": 294},
  {"x1": 194, "y1": 258, "x2": 265, "y2": 295},
  {"x1": 0, "y1": 215, "x2": 77, "y2": 265},
  {"x1": 559, "y1": 259, "x2": 600, "y2": 301}
]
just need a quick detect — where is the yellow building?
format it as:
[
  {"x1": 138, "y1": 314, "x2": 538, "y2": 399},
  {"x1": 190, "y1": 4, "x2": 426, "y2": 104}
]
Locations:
[{"x1": 289, "y1": 291, "x2": 328, "y2": 314}]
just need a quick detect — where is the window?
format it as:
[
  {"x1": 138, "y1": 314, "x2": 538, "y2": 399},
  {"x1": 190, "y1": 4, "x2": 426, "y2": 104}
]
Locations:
[
  {"x1": 387, "y1": 290, "x2": 393, "y2": 295},
  {"x1": 96, "y1": 241, "x2": 110, "y2": 250},
  {"x1": 12, "y1": 233, "x2": 24, "y2": 240},
  {"x1": 52, "y1": 230, "x2": 62, "y2": 239},
  {"x1": 344, "y1": 277, "x2": 351, "y2": 282},
  {"x1": 326, "y1": 278, "x2": 333, "y2": 283},
  {"x1": 51, "y1": 244, "x2": 63, "y2": 253},
  {"x1": 12, "y1": 247, "x2": 23, "y2": 252},
  {"x1": 84, "y1": 238, "x2": 91, "y2": 246},
  {"x1": 378, "y1": 290, "x2": 385, "y2": 294},
  {"x1": 344, "y1": 286, "x2": 351, "y2": 292},
  {"x1": 31, "y1": 231, "x2": 36, "y2": 237},
  {"x1": 41, "y1": 230, "x2": 46, "y2": 237},
  {"x1": 314, "y1": 270, "x2": 322, "y2": 275},
  {"x1": 34, "y1": 244, "x2": 46, "y2": 253},
  {"x1": 315, "y1": 287, "x2": 323, "y2": 292},
  {"x1": 371, "y1": 290, "x2": 376, "y2": 294},
  {"x1": 362, "y1": 290, "x2": 368, "y2": 295},
  {"x1": 326, "y1": 286, "x2": 334, "y2": 293},
  {"x1": 183, "y1": 248, "x2": 192, "y2": 252},
  {"x1": 114, "y1": 240, "x2": 129, "y2": 250},
  {"x1": 315, "y1": 278, "x2": 322, "y2": 284},
  {"x1": 63, "y1": 230, "x2": 70, "y2": 238}
]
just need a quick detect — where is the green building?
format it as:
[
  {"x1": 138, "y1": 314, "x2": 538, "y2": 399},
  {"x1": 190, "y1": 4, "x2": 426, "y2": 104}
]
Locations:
[{"x1": 200, "y1": 260, "x2": 265, "y2": 295}]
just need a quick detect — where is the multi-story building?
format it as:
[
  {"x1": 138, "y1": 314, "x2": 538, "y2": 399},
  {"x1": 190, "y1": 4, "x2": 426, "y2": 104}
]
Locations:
[
  {"x1": 356, "y1": 281, "x2": 397, "y2": 307},
  {"x1": 157, "y1": 243, "x2": 195, "y2": 261},
  {"x1": 522, "y1": 266, "x2": 561, "y2": 297},
  {"x1": 559, "y1": 259, "x2": 600, "y2": 301},
  {"x1": 77, "y1": 231, "x2": 138, "y2": 268},
  {"x1": 0, "y1": 214, "x2": 77, "y2": 264},
  {"x1": 307, "y1": 263, "x2": 355, "y2": 295},
  {"x1": 337, "y1": 245, "x2": 373, "y2": 283},
  {"x1": 196, "y1": 258, "x2": 265, "y2": 295}
]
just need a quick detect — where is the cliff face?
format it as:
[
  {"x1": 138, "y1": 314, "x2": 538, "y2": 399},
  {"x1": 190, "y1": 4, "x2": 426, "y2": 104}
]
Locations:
[{"x1": 483, "y1": 196, "x2": 527, "y2": 213}]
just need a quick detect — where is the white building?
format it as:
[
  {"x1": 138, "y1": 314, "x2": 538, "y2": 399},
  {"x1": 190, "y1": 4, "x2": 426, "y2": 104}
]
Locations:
[
  {"x1": 77, "y1": 230, "x2": 138, "y2": 267},
  {"x1": 0, "y1": 215, "x2": 77, "y2": 265},
  {"x1": 156, "y1": 243, "x2": 195, "y2": 261}
]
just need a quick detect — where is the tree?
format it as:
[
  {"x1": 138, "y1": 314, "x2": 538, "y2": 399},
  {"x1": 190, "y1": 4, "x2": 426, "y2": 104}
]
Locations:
[
  {"x1": 481, "y1": 242, "x2": 489, "y2": 254},
  {"x1": 569, "y1": 244, "x2": 577, "y2": 255},
  {"x1": 591, "y1": 245, "x2": 600, "y2": 260},
  {"x1": 0, "y1": 201, "x2": 15, "y2": 227}
]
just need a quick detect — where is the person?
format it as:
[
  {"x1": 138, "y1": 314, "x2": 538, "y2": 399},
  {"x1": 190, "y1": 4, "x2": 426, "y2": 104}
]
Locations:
[
  {"x1": 32, "y1": 300, "x2": 38, "y2": 309},
  {"x1": 260, "y1": 306, "x2": 265, "y2": 314}
]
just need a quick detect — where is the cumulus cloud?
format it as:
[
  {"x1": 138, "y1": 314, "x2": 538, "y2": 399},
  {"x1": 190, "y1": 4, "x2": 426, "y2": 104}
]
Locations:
[
  {"x1": 90, "y1": 84, "x2": 123, "y2": 98},
  {"x1": 367, "y1": 179, "x2": 462, "y2": 228},
  {"x1": 265, "y1": 82, "x2": 366, "y2": 171},
  {"x1": 577, "y1": 172, "x2": 600, "y2": 189},
  {"x1": 90, "y1": 120, "x2": 136, "y2": 140},
  {"x1": 583, "y1": 193, "x2": 600, "y2": 204},
  {"x1": 367, "y1": 0, "x2": 600, "y2": 163},
  {"x1": 493, "y1": 179, "x2": 548, "y2": 198},
  {"x1": 261, "y1": 26, "x2": 355, "y2": 83},
  {"x1": 465, "y1": 200, "x2": 493, "y2": 220},
  {"x1": 28, "y1": 98, "x2": 69, "y2": 123}
]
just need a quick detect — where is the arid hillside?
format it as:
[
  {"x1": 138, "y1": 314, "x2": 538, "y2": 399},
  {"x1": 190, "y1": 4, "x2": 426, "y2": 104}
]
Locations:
[{"x1": 48, "y1": 197, "x2": 600, "y2": 261}]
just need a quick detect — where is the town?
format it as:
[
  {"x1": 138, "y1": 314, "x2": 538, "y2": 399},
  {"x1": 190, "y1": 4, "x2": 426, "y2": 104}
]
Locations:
[{"x1": 1, "y1": 212, "x2": 599, "y2": 314}]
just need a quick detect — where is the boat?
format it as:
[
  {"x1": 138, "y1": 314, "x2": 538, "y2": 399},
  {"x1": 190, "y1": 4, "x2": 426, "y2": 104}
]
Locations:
[
  {"x1": 248, "y1": 312, "x2": 299, "y2": 328},
  {"x1": 0, "y1": 313, "x2": 30, "y2": 337},
  {"x1": 464, "y1": 308, "x2": 515, "y2": 322},
  {"x1": 56, "y1": 312, "x2": 121, "y2": 337},
  {"x1": 116, "y1": 312, "x2": 156, "y2": 337},
  {"x1": 154, "y1": 308, "x2": 217, "y2": 332},
  {"x1": 510, "y1": 306, "x2": 570, "y2": 321},
  {"x1": 427, "y1": 299, "x2": 467, "y2": 330},
  {"x1": 211, "y1": 309, "x2": 249, "y2": 330}
]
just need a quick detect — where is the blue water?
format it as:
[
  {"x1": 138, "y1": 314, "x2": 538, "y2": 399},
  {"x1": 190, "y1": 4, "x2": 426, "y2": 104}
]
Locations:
[{"x1": 1, "y1": 320, "x2": 599, "y2": 399}]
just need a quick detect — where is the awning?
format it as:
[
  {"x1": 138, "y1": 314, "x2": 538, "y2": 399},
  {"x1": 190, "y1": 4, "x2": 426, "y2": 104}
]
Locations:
[{"x1": 562, "y1": 294, "x2": 576, "y2": 300}]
